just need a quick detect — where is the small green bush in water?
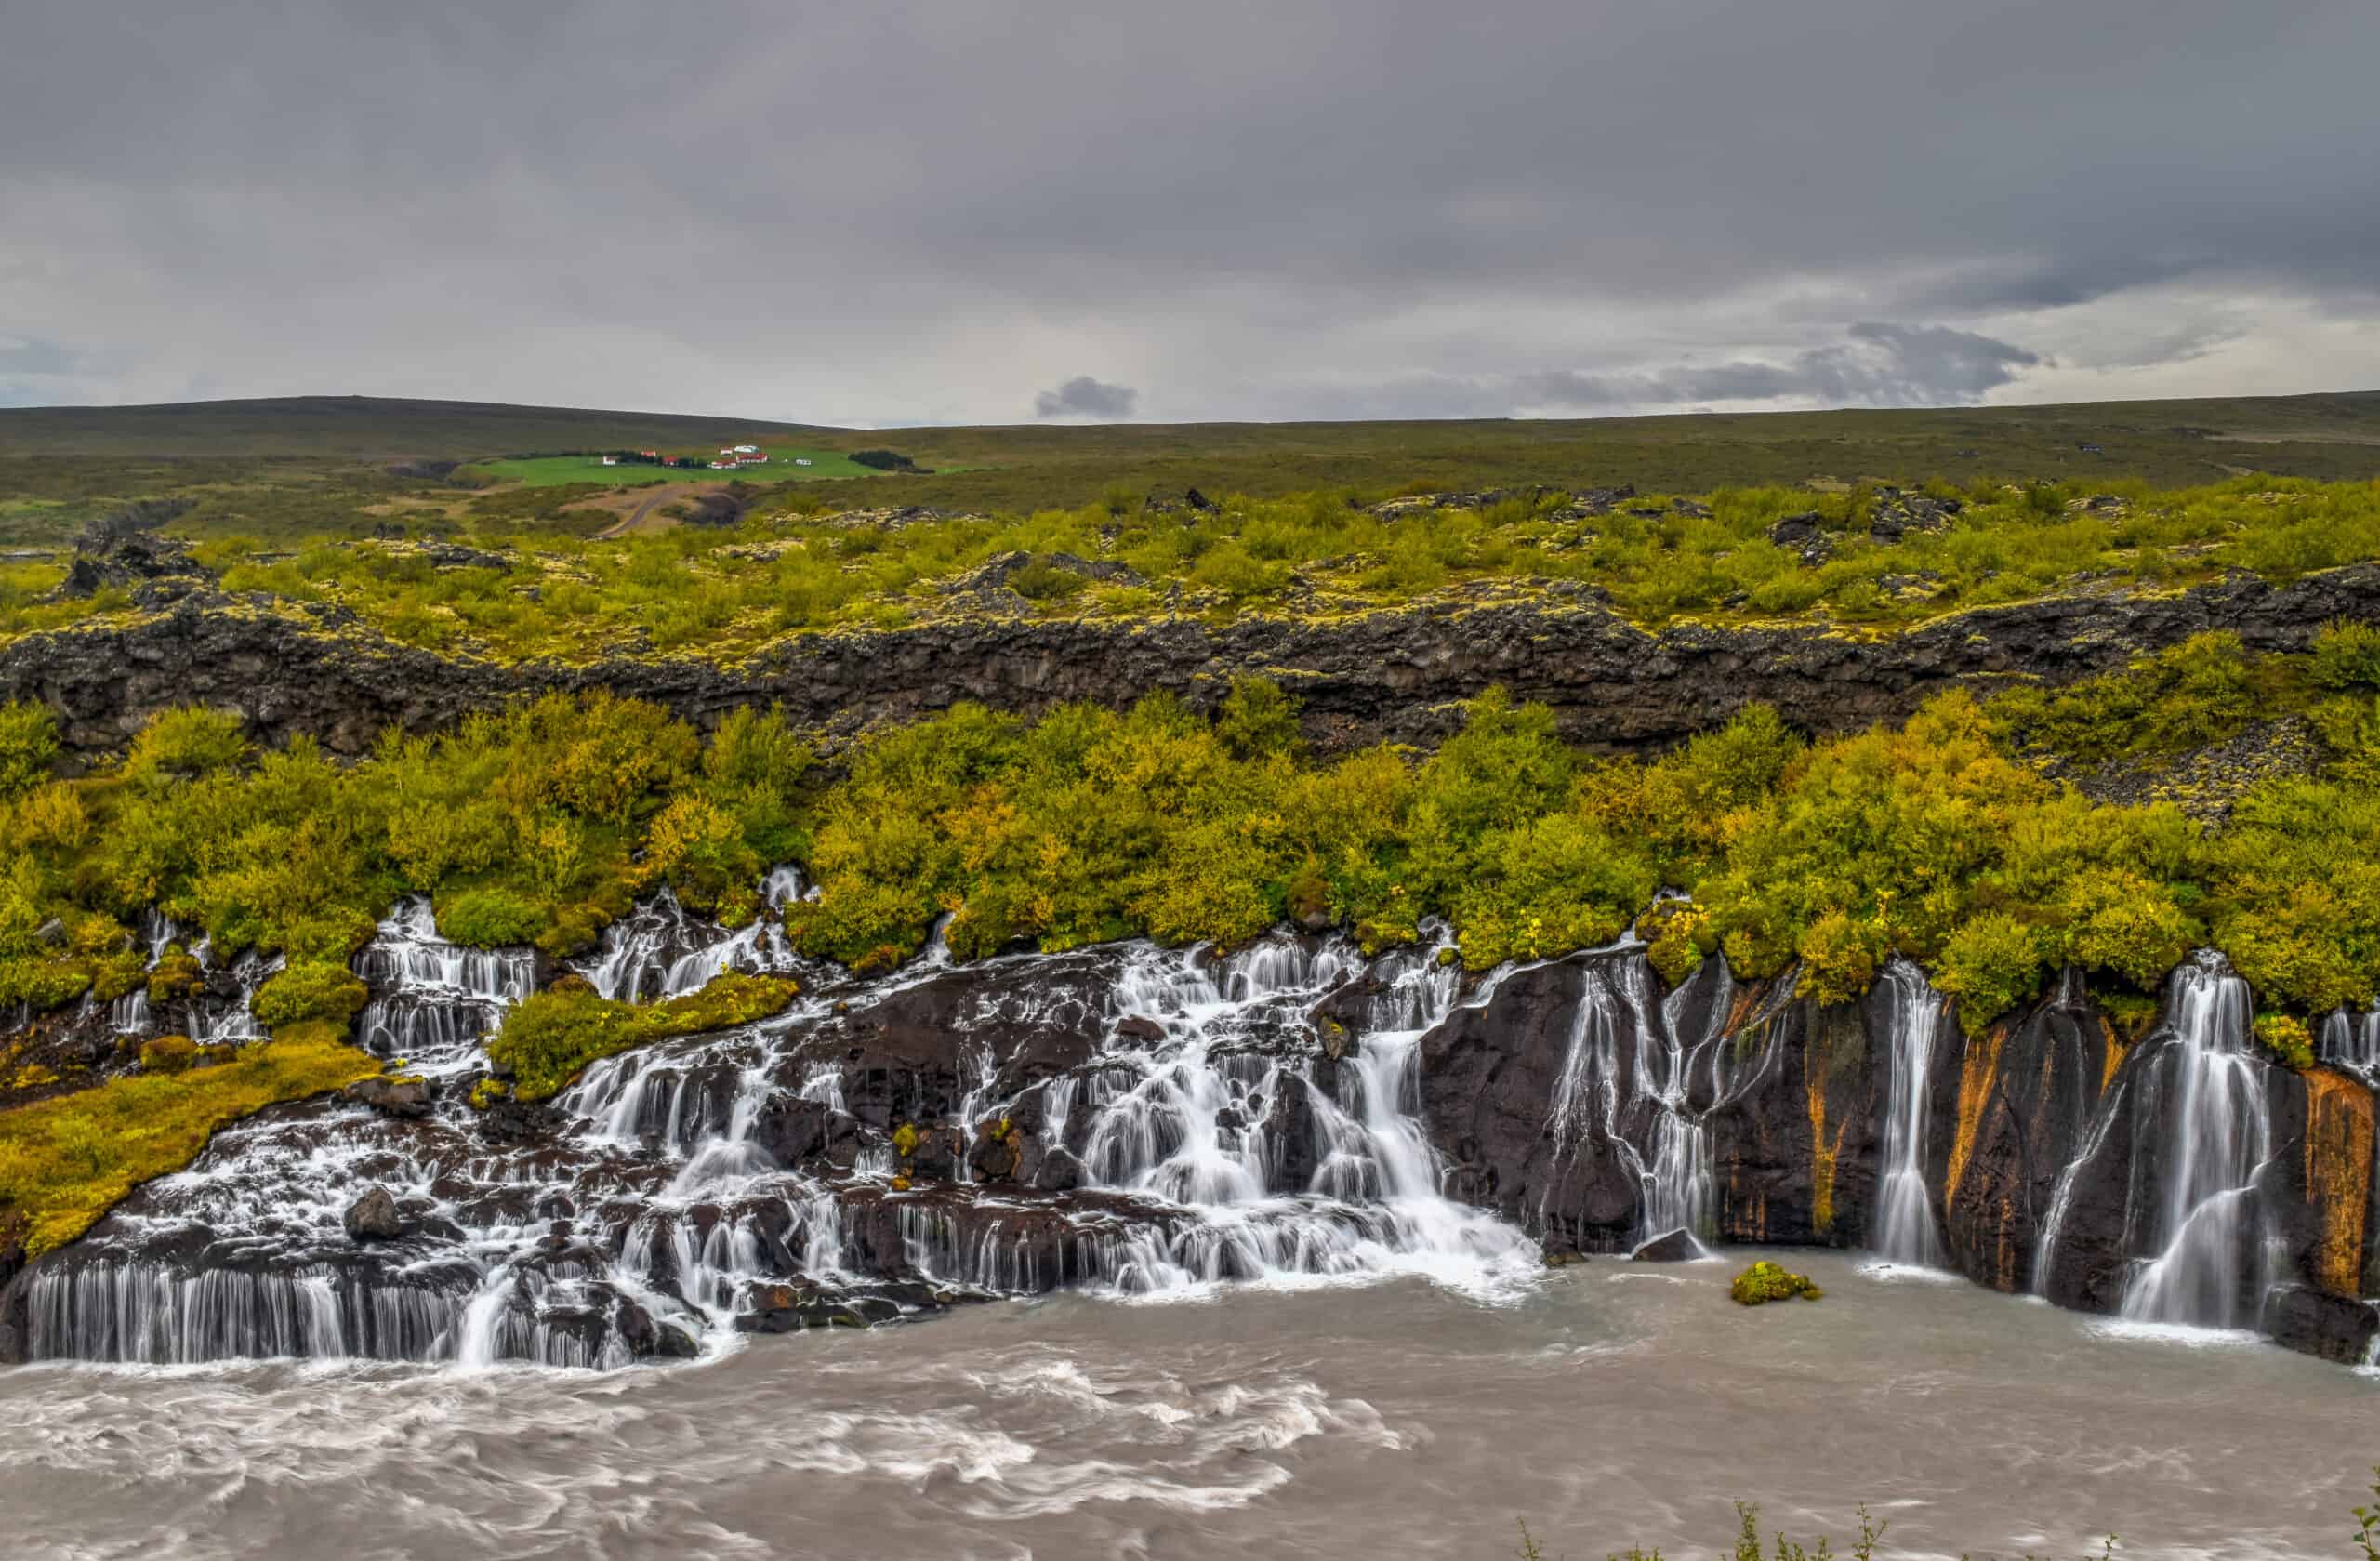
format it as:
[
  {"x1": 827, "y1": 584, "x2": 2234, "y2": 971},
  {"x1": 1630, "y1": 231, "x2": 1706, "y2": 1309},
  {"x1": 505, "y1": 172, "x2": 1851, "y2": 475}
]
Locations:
[
  {"x1": 1730, "y1": 1260, "x2": 1821, "y2": 1305},
  {"x1": 251, "y1": 959, "x2": 369, "y2": 1032}
]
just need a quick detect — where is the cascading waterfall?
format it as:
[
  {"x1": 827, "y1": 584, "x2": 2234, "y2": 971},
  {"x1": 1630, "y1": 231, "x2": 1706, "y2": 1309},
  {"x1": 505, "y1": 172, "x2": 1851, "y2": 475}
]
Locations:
[
  {"x1": 2320, "y1": 1009, "x2": 2380, "y2": 1086},
  {"x1": 2117, "y1": 955, "x2": 2279, "y2": 1329},
  {"x1": 1544, "y1": 943, "x2": 1747, "y2": 1254},
  {"x1": 575, "y1": 882, "x2": 805, "y2": 1003},
  {"x1": 16, "y1": 883, "x2": 1797, "y2": 1371},
  {"x1": 1061, "y1": 932, "x2": 1539, "y2": 1298},
  {"x1": 1870, "y1": 958, "x2": 1949, "y2": 1268}
]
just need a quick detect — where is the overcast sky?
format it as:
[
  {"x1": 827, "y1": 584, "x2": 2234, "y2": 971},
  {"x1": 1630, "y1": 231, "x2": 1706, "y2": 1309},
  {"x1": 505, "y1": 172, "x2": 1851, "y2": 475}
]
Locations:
[{"x1": 2, "y1": 1, "x2": 2375, "y2": 425}]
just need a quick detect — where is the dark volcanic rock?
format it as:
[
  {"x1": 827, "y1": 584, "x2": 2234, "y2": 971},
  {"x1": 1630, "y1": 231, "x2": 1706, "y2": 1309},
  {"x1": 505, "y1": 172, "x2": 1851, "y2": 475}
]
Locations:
[
  {"x1": 12, "y1": 566, "x2": 2380, "y2": 761},
  {"x1": 1421, "y1": 953, "x2": 1649, "y2": 1253},
  {"x1": 1766, "y1": 511, "x2": 1833, "y2": 565},
  {"x1": 1942, "y1": 969, "x2": 2116, "y2": 1294},
  {"x1": 345, "y1": 1075, "x2": 433, "y2": 1118},
  {"x1": 1630, "y1": 1228, "x2": 1702, "y2": 1262},
  {"x1": 1867, "y1": 487, "x2": 1958, "y2": 544},
  {"x1": 343, "y1": 1185, "x2": 405, "y2": 1242}
]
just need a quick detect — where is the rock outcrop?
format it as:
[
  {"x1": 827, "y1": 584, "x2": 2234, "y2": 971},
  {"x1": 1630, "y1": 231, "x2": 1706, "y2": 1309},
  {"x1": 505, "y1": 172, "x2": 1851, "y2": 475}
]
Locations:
[{"x1": 9, "y1": 564, "x2": 2380, "y2": 761}]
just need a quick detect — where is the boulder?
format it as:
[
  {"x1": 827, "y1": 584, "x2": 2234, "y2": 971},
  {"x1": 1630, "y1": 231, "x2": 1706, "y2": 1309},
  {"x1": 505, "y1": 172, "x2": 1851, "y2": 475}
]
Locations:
[
  {"x1": 1630, "y1": 1228, "x2": 1704, "y2": 1263},
  {"x1": 1032, "y1": 1146, "x2": 1085, "y2": 1192},
  {"x1": 1868, "y1": 488, "x2": 1957, "y2": 545},
  {"x1": 342, "y1": 1185, "x2": 405, "y2": 1242},
  {"x1": 1765, "y1": 511, "x2": 1832, "y2": 564},
  {"x1": 344, "y1": 1075, "x2": 432, "y2": 1119},
  {"x1": 907, "y1": 1123, "x2": 962, "y2": 1181},
  {"x1": 734, "y1": 1279, "x2": 895, "y2": 1332},
  {"x1": 970, "y1": 1124, "x2": 1023, "y2": 1183},
  {"x1": 615, "y1": 1298, "x2": 702, "y2": 1359}
]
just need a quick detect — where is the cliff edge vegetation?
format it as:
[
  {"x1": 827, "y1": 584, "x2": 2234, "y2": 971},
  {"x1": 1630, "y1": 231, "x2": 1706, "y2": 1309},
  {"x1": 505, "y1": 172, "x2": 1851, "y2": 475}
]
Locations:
[
  {"x1": 8, "y1": 625, "x2": 2380, "y2": 1072},
  {"x1": 8, "y1": 476, "x2": 2380, "y2": 663}
]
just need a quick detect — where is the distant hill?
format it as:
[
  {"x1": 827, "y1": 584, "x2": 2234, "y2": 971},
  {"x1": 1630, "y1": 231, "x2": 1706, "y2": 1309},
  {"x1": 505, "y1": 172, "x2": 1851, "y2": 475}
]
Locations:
[
  {"x1": 0, "y1": 395, "x2": 837, "y2": 459},
  {"x1": 3, "y1": 390, "x2": 2379, "y2": 523}
]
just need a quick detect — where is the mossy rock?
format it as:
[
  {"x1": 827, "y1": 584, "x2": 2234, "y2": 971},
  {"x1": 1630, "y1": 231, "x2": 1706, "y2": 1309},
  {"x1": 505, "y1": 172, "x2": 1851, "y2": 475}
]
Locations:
[
  {"x1": 146, "y1": 947, "x2": 205, "y2": 1005},
  {"x1": 139, "y1": 1035, "x2": 202, "y2": 1074},
  {"x1": 1730, "y1": 1260, "x2": 1822, "y2": 1305}
]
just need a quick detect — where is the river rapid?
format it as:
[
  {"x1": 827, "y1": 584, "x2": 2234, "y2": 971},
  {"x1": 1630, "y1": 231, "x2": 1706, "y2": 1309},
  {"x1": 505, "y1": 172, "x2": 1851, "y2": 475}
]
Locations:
[{"x1": 3, "y1": 1250, "x2": 2371, "y2": 1561}]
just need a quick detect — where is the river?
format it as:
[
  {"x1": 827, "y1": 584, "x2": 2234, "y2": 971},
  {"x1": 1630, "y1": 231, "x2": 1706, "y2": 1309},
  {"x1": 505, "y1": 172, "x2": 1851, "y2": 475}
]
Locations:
[{"x1": 3, "y1": 1250, "x2": 2369, "y2": 1560}]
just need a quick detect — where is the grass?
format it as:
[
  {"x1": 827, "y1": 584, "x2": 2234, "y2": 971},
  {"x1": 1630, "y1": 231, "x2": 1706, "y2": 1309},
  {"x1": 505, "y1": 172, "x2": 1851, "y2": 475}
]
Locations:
[
  {"x1": 461, "y1": 448, "x2": 890, "y2": 486},
  {"x1": 0, "y1": 1022, "x2": 379, "y2": 1255},
  {"x1": 56, "y1": 472, "x2": 2379, "y2": 665},
  {"x1": 5, "y1": 390, "x2": 2380, "y2": 556},
  {"x1": 485, "y1": 972, "x2": 801, "y2": 1100}
]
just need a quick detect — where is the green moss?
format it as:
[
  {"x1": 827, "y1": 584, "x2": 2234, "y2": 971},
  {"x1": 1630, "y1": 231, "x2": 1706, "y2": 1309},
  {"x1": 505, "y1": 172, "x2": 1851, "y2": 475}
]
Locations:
[
  {"x1": 0, "y1": 1023, "x2": 377, "y2": 1255},
  {"x1": 137, "y1": 1035, "x2": 201, "y2": 1074},
  {"x1": 146, "y1": 946, "x2": 204, "y2": 1004},
  {"x1": 252, "y1": 959, "x2": 369, "y2": 1032},
  {"x1": 1729, "y1": 1260, "x2": 1823, "y2": 1305},
  {"x1": 435, "y1": 887, "x2": 545, "y2": 948},
  {"x1": 2254, "y1": 1012, "x2": 2316, "y2": 1071},
  {"x1": 485, "y1": 971, "x2": 800, "y2": 1102}
]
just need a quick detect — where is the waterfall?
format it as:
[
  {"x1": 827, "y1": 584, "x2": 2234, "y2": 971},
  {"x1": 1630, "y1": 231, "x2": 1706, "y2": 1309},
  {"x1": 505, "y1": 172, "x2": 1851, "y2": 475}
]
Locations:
[
  {"x1": 355, "y1": 897, "x2": 535, "y2": 1068},
  {"x1": 2032, "y1": 1078, "x2": 2128, "y2": 1295},
  {"x1": 2320, "y1": 1010, "x2": 2380, "y2": 1086},
  {"x1": 1543, "y1": 945, "x2": 1744, "y2": 1255},
  {"x1": 2117, "y1": 955, "x2": 2278, "y2": 1329},
  {"x1": 1066, "y1": 932, "x2": 1539, "y2": 1298},
  {"x1": 574, "y1": 883, "x2": 804, "y2": 1002},
  {"x1": 186, "y1": 942, "x2": 281, "y2": 1048},
  {"x1": 17, "y1": 890, "x2": 1562, "y2": 1369},
  {"x1": 1870, "y1": 958, "x2": 1948, "y2": 1267}
]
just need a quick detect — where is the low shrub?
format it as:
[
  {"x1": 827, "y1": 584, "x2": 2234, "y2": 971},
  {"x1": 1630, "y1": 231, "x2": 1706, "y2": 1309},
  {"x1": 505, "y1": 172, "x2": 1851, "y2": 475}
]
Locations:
[
  {"x1": 0, "y1": 701, "x2": 59, "y2": 800},
  {"x1": 485, "y1": 971, "x2": 800, "y2": 1101},
  {"x1": 251, "y1": 959, "x2": 369, "y2": 1032},
  {"x1": 1729, "y1": 1260, "x2": 1822, "y2": 1305},
  {"x1": 436, "y1": 887, "x2": 545, "y2": 948},
  {"x1": 2254, "y1": 1012, "x2": 2316, "y2": 1071},
  {"x1": 137, "y1": 1035, "x2": 201, "y2": 1073}
]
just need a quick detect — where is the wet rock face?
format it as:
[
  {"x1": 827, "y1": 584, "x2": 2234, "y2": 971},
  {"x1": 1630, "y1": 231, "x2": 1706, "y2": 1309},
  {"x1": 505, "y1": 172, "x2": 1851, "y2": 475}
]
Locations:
[
  {"x1": 10, "y1": 565, "x2": 2380, "y2": 761},
  {"x1": 1941, "y1": 972, "x2": 2116, "y2": 1295},
  {"x1": 343, "y1": 1186, "x2": 405, "y2": 1242}
]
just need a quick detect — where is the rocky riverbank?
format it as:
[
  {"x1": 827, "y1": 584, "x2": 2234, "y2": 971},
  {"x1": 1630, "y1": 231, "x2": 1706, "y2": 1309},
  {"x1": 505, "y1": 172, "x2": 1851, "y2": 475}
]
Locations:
[{"x1": 7, "y1": 886, "x2": 2375, "y2": 1369}]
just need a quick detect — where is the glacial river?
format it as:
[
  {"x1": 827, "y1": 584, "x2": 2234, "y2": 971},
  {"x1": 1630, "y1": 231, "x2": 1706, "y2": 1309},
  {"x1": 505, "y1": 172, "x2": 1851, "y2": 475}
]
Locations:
[{"x1": 3, "y1": 1250, "x2": 2370, "y2": 1560}]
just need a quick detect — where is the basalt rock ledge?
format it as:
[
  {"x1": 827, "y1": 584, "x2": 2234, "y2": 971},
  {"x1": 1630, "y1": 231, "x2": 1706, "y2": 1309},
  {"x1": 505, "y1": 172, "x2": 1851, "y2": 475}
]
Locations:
[{"x1": 7, "y1": 563, "x2": 2379, "y2": 759}]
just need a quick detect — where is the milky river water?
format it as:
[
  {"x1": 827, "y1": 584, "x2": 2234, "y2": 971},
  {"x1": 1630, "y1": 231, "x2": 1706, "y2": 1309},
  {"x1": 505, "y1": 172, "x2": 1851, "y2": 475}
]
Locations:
[{"x1": 4, "y1": 1250, "x2": 2371, "y2": 1560}]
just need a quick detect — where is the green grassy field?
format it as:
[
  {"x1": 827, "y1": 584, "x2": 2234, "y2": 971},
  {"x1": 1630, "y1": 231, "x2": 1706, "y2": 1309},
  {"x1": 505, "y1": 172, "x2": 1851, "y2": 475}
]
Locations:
[
  {"x1": 1, "y1": 390, "x2": 2377, "y2": 550},
  {"x1": 461, "y1": 449, "x2": 887, "y2": 487}
]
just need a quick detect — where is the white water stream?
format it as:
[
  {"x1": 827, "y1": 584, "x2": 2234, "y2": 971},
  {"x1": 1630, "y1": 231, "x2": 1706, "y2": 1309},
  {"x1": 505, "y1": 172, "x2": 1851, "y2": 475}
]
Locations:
[{"x1": 1870, "y1": 956, "x2": 1949, "y2": 1267}]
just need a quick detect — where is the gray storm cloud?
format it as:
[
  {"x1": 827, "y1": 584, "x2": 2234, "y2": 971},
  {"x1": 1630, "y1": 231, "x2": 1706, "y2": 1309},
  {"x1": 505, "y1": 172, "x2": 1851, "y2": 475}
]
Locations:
[
  {"x1": 1519, "y1": 324, "x2": 2044, "y2": 411},
  {"x1": 1035, "y1": 377, "x2": 1139, "y2": 419},
  {"x1": 1, "y1": 0, "x2": 2375, "y2": 421}
]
